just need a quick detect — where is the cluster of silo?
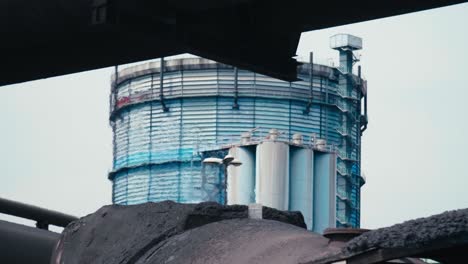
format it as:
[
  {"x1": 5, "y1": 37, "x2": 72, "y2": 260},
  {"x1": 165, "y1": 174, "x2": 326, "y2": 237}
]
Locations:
[
  {"x1": 108, "y1": 34, "x2": 367, "y2": 230},
  {"x1": 224, "y1": 130, "x2": 336, "y2": 232}
]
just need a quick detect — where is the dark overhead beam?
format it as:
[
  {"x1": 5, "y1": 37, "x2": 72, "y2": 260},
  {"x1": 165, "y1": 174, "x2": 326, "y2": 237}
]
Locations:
[{"x1": 1, "y1": 0, "x2": 467, "y2": 86}]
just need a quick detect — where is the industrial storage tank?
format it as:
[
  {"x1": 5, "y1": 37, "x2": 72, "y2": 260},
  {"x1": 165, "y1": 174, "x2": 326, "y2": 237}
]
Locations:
[
  {"x1": 255, "y1": 135, "x2": 290, "y2": 210},
  {"x1": 109, "y1": 35, "x2": 367, "y2": 228},
  {"x1": 289, "y1": 144, "x2": 314, "y2": 229},
  {"x1": 227, "y1": 146, "x2": 255, "y2": 205},
  {"x1": 314, "y1": 152, "x2": 337, "y2": 233}
]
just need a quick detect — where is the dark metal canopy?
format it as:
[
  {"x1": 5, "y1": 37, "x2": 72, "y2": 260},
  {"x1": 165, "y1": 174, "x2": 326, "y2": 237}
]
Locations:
[{"x1": 1, "y1": 0, "x2": 466, "y2": 86}]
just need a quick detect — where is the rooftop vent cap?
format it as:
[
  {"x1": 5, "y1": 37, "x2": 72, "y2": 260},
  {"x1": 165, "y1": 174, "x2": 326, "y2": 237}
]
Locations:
[
  {"x1": 315, "y1": 139, "x2": 327, "y2": 151},
  {"x1": 241, "y1": 132, "x2": 252, "y2": 145},
  {"x1": 268, "y1": 129, "x2": 280, "y2": 140},
  {"x1": 292, "y1": 133, "x2": 303, "y2": 145}
]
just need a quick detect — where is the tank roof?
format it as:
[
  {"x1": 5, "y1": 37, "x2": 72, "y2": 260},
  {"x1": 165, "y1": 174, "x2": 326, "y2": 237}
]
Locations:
[{"x1": 111, "y1": 57, "x2": 340, "y2": 87}]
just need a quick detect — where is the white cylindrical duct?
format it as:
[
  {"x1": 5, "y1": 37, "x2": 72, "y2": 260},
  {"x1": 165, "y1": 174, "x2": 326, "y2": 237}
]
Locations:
[
  {"x1": 255, "y1": 141, "x2": 289, "y2": 210},
  {"x1": 289, "y1": 147, "x2": 314, "y2": 230},
  {"x1": 227, "y1": 147, "x2": 255, "y2": 205}
]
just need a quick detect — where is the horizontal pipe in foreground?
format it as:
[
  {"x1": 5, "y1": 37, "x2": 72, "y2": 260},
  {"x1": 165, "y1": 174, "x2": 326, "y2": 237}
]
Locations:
[
  {"x1": 0, "y1": 197, "x2": 78, "y2": 228},
  {"x1": 0, "y1": 219, "x2": 60, "y2": 264}
]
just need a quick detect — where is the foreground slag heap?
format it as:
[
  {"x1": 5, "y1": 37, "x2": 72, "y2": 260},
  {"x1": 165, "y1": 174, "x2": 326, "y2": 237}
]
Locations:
[
  {"x1": 52, "y1": 202, "x2": 468, "y2": 264},
  {"x1": 51, "y1": 201, "x2": 332, "y2": 264}
]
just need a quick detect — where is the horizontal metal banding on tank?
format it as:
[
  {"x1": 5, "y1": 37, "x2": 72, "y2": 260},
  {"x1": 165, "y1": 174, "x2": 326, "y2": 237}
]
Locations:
[
  {"x1": 109, "y1": 56, "x2": 365, "y2": 229},
  {"x1": 108, "y1": 62, "x2": 362, "y2": 121}
]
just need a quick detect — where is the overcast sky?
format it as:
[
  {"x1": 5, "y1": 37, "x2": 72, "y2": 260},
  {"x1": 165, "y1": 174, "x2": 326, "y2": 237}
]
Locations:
[{"x1": 1, "y1": 3, "x2": 467, "y2": 230}]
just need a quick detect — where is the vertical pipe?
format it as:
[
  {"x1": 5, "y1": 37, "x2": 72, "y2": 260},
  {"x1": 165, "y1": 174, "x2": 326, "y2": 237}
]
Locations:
[
  {"x1": 304, "y1": 52, "x2": 313, "y2": 114},
  {"x1": 233, "y1": 67, "x2": 239, "y2": 109},
  {"x1": 319, "y1": 77, "x2": 323, "y2": 138},
  {"x1": 364, "y1": 94, "x2": 367, "y2": 117},
  {"x1": 223, "y1": 165, "x2": 228, "y2": 205},
  {"x1": 126, "y1": 78, "x2": 132, "y2": 168},
  {"x1": 309, "y1": 51, "x2": 313, "y2": 98},
  {"x1": 359, "y1": 65, "x2": 367, "y2": 135},
  {"x1": 325, "y1": 79, "x2": 329, "y2": 142},
  {"x1": 178, "y1": 98, "x2": 184, "y2": 200},
  {"x1": 288, "y1": 99, "x2": 292, "y2": 141},
  {"x1": 147, "y1": 74, "x2": 155, "y2": 201},
  {"x1": 125, "y1": 171, "x2": 129, "y2": 205},
  {"x1": 111, "y1": 65, "x2": 118, "y2": 181},
  {"x1": 160, "y1": 58, "x2": 169, "y2": 112},
  {"x1": 113, "y1": 65, "x2": 119, "y2": 108},
  {"x1": 160, "y1": 58, "x2": 163, "y2": 99},
  {"x1": 124, "y1": 75, "x2": 131, "y2": 203},
  {"x1": 149, "y1": 75, "x2": 154, "y2": 163}
]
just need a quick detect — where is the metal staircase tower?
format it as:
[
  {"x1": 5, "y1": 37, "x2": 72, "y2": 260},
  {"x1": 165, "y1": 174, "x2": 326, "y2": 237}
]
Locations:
[{"x1": 330, "y1": 34, "x2": 367, "y2": 227}]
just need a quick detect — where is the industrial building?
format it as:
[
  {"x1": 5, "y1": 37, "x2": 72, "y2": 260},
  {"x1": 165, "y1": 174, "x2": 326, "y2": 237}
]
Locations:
[{"x1": 108, "y1": 34, "x2": 368, "y2": 232}]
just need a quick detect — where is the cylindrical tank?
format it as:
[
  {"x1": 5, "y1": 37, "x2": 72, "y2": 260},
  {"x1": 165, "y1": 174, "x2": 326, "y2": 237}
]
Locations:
[
  {"x1": 109, "y1": 58, "x2": 345, "y2": 205},
  {"x1": 314, "y1": 152, "x2": 337, "y2": 233},
  {"x1": 289, "y1": 147, "x2": 314, "y2": 230},
  {"x1": 227, "y1": 147, "x2": 255, "y2": 205},
  {"x1": 108, "y1": 55, "x2": 366, "y2": 229},
  {"x1": 255, "y1": 141, "x2": 290, "y2": 210}
]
